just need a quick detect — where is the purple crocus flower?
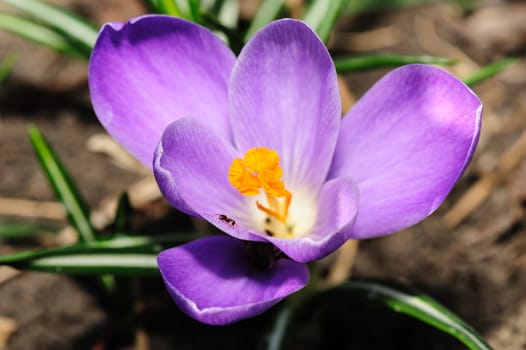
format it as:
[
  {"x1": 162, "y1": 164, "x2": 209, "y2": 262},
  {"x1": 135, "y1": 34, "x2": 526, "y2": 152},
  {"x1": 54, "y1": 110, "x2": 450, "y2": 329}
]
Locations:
[{"x1": 89, "y1": 15, "x2": 482, "y2": 325}]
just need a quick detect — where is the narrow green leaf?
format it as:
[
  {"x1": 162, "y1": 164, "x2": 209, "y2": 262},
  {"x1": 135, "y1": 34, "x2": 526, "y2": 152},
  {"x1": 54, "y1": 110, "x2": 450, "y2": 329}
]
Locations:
[
  {"x1": 0, "y1": 13, "x2": 87, "y2": 58},
  {"x1": 150, "y1": 0, "x2": 201, "y2": 21},
  {"x1": 27, "y1": 129, "x2": 118, "y2": 291},
  {"x1": 145, "y1": 0, "x2": 160, "y2": 12},
  {"x1": 0, "y1": 52, "x2": 16, "y2": 84},
  {"x1": 345, "y1": 0, "x2": 437, "y2": 15},
  {"x1": 303, "y1": 0, "x2": 345, "y2": 43},
  {"x1": 187, "y1": 0, "x2": 202, "y2": 23},
  {"x1": 332, "y1": 279, "x2": 493, "y2": 350},
  {"x1": 2, "y1": 0, "x2": 97, "y2": 52},
  {"x1": 28, "y1": 126, "x2": 95, "y2": 242},
  {"x1": 263, "y1": 306, "x2": 292, "y2": 350},
  {"x1": 244, "y1": 0, "x2": 283, "y2": 41},
  {"x1": 24, "y1": 253, "x2": 160, "y2": 275},
  {"x1": 334, "y1": 54, "x2": 457, "y2": 73},
  {"x1": 0, "y1": 233, "x2": 165, "y2": 277},
  {"x1": 113, "y1": 192, "x2": 133, "y2": 233},
  {"x1": 96, "y1": 232, "x2": 204, "y2": 248},
  {"x1": 202, "y1": 13, "x2": 244, "y2": 54},
  {"x1": 0, "y1": 223, "x2": 37, "y2": 239},
  {"x1": 455, "y1": 0, "x2": 479, "y2": 14},
  {"x1": 217, "y1": 0, "x2": 239, "y2": 29},
  {"x1": 463, "y1": 58, "x2": 517, "y2": 87},
  {"x1": 163, "y1": 0, "x2": 182, "y2": 16},
  {"x1": 0, "y1": 233, "x2": 202, "y2": 265},
  {"x1": 147, "y1": 0, "x2": 182, "y2": 16},
  {"x1": 0, "y1": 222, "x2": 59, "y2": 240}
]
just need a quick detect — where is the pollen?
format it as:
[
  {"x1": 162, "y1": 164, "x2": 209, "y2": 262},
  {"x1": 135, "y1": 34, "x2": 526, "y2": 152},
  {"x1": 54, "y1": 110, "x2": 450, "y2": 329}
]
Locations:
[
  {"x1": 228, "y1": 147, "x2": 291, "y2": 223},
  {"x1": 228, "y1": 147, "x2": 288, "y2": 197}
]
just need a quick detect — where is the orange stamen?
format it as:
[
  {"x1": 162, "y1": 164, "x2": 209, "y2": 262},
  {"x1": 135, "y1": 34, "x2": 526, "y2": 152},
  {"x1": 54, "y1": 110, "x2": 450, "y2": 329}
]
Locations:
[{"x1": 228, "y1": 147, "x2": 292, "y2": 222}]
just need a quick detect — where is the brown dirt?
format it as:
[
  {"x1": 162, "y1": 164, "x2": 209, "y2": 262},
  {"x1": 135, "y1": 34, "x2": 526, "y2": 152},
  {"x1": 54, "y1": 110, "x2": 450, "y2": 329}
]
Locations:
[{"x1": 1, "y1": 1, "x2": 525, "y2": 349}]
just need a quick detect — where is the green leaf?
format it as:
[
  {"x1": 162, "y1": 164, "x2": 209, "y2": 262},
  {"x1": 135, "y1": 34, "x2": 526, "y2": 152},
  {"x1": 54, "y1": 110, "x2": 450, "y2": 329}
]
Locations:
[
  {"x1": 147, "y1": 0, "x2": 203, "y2": 21},
  {"x1": 334, "y1": 54, "x2": 457, "y2": 73},
  {"x1": 0, "y1": 222, "x2": 60, "y2": 240},
  {"x1": 0, "y1": 231, "x2": 199, "y2": 276},
  {"x1": 463, "y1": 58, "x2": 517, "y2": 87},
  {"x1": 28, "y1": 126, "x2": 95, "y2": 242},
  {"x1": 345, "y1": 0, "x2": 437, "y2": 14},
  {"x1": 202, "y1": 13, "x2": 244, "y2": 54},
  {"x1": 97, "y1": 232, "x2": 204, "y2": 248},
  {"x1": 187, "y1": 0, "x2": 202, "y2": 23},
  {"x1": 24, "y1": 253, "x2": 159, "y2": 275},
  {"x1": 303, "y1": 0, "x2": 346, "y2": 43},
  {"x1": 262, "y1": 306, "x2": 292, "y2": 350},
  {"x1": 244, "y1": 0, "x2": 283, "y2": 41},
  {"x1": 113, "y1": 192, "x2": 133, "y2": 234},
  {"x1": 0, "y1": 13, "x2": 87, "y2": 58},
  {"x1": 216, "y1": 0, "x2": 239, "y2": 29},
  {"x1": 0, "y1": 223, "x2": 38, "y2": 239},
  {"x1": 146, "y1": 0, "x2": 182, "y2": 16},
  {"x1": 330, "y1": 279, "x2": 493, "y2": 350},
  {"x1": 0, "y1": 52, "x2": 16, "y2": 84},
  {"x1": 0, "y1": 233, "x2": 202, "y2": 265},
  {"x1": 26, "y1": 126, "x2": 120, "y2": 291},
  {"x1": 2, "y1": 0, "x2": 97, "y2": 53}
]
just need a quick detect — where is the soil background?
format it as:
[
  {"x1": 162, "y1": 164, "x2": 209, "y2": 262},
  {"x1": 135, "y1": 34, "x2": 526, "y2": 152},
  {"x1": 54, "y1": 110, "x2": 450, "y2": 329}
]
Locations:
[{"x1": 1, "y1": 0, "x2": 526, "y2": 349}]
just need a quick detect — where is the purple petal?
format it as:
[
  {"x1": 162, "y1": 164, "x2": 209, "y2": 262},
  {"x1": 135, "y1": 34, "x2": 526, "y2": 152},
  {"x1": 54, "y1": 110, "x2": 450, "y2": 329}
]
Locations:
[
  {"x1": 154, "y1": 117, "x2": 264, "y2": 241},
  {"x1": 158, "y1": 235, "x2": 309, "y2": 325},
  {"x1": 229, "y1": 19, "x2": 341, "y2": 190},
  {"x1": 329, "y1": 64, "x2": 482, "y2": 239},
  {"x1": 263, "y1": 177, "x2": 359, "y2": 262},
  {"x1": 89, "y1": 15, "x2": 235, "y2": 167}
]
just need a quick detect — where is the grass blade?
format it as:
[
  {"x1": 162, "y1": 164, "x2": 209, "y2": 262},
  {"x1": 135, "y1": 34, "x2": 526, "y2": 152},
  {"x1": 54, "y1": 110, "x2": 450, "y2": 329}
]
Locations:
[
  {"x1": 148, "y1": 0, "x2": 202, "y2": 21},
  {"x1": 187, "y1": 0, "x2": 202, "y2": 23},
  {"x1": 463, "y1": 58, "x2": 517, "y2": 87},
  {"x1": 0, "y1": 233, "x2": 202, "y2": 265},
  {"x1": 334, "y1": 54, "x2": 457, "y2": 73},
  {"x1": 244, "y1": 0, "x2": 283, "y2": 41},
  {"x1": 24, "y1": 254, "x2": 159, "y2": 275},
  {"x1": 262, "y1": 306, "x2": 292, "y2": 350},
  {"x1": 2, "y1": 0, "x2": 97, "y2": 52},
  {"x1": 202, "y1": 13, "x2": 244, "y2": 54},
  {"x1": 0, "y1": 223, "x2": 38, "y2": 239},
  {"x1": 28, "y1": 126, "x2": 95, "y2": 242},
  {"x1": 146, "y1": 0, "x2": 182, "y2": 16},
  {"x1": 217, "y1": 0, "x2": 239, "y2": 29},
  {"x1": 332, "y1": 279, "x2": 493, "y2": 350},
  {"x1": 345, "y1": 0, "x2": 437, "y2": 15},
  {"x1": 0, "y1": 13, "x2": 88, "y2": 58},
  {"x1": 0, "y1": 222, "x2": 60, "y2": 240},
  {"x1": 113, "y1": 192, "x2": 133, "y2": 233},
  {"x1": 302, "y1": 0, "x2": 345, "y2": 43},
  {"x1": 27, "y1": 128, "x2": 118, "y2": 291},
  {"x1": 0, "y1": 52, "x2": 16, "y2": 84}
]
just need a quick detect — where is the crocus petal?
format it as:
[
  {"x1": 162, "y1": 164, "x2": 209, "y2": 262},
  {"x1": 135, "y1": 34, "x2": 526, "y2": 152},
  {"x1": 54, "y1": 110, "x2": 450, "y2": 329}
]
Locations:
[
  {"x1": 329, "y1": 64, "x2": 482, "y2": 239},
  {"x1": 154, "y1": 117, "x2": 265, "y2": 241},
  {"x1": 158, "y1": 235, "x2": 309, "y2": 325},
  {"x1": 89, "y1": 15, "x2": 235, "y2": 167},
  {"x1": 229, "y1": 19, "x2": 341, "y2": 190},
  {"x1": 264, "y1": 177, "x2": 359, "y2": 263}
]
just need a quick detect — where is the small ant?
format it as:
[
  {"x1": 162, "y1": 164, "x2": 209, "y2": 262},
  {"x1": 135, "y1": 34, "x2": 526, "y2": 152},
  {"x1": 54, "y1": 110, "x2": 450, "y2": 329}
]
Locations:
[{"x1": 218, "y1": 214, "x2": 236, "y2": 226}]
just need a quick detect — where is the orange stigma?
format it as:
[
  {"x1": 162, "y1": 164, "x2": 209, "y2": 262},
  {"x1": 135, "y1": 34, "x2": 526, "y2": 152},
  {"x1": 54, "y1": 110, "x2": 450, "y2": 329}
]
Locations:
[{"x1": 228, "y1": 147, "x2": 291, "y2": 223}]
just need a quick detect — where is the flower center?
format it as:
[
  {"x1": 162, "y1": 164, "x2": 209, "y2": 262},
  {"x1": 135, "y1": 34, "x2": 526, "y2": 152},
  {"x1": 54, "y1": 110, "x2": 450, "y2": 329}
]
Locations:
[
  {"x1": 228, "y1": 147, "x2": 293, "y2": 235},
  {"x1": 244, "y1": 241, "x2": 283, "y2": 271}
]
